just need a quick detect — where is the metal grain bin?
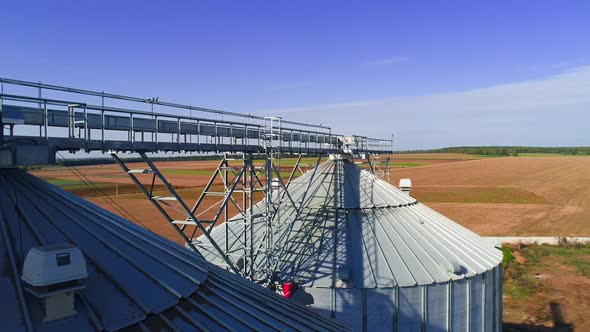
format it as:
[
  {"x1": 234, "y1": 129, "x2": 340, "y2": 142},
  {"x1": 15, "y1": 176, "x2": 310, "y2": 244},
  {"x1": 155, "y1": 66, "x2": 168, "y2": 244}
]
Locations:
[{"x1": 201, "y1": 155, "x2": 503, "y2": 332}]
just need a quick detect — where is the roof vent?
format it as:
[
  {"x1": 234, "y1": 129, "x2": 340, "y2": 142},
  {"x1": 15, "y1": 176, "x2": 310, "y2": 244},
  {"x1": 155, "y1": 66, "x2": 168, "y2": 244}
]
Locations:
[
  {"x1": 439, "y1": 258, "x2": 463, "y2": 275},
  {"x1": 399, "y1": 178, "x2": 412, "y2": 195},
  {"x1": 21, "y1": 244, "x2": 88, "y2": 322}
]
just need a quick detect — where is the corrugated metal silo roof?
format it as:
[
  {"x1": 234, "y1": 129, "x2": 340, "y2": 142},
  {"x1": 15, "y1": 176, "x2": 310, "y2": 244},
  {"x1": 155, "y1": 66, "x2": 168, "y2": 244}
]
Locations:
[
  {"x1": 199, "y1": 158, "x2": 503, "y2": 288},
  {"x1": 0, "y1": 168, "x2": 346, "y2": 331}
]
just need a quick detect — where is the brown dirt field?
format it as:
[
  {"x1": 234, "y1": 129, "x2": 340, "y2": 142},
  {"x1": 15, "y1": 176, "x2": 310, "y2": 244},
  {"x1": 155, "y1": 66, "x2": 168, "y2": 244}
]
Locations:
[
  {"x1": 390, "y1": 156, "x2": 590, "y2": 236},
  {"x1": 32, "y1": 154, "x2": 590, "y2": 238},
  {"x1": 33, "y1": 160, "x2": 223, "y2": 188},
  {"x1": 393, "y1": 153, "x2": 482, "y2": 164},
  {"x1": 32, "y1": 158, "x2": 287, "y2": 245},
  {"x1": 33, "y1": 159, "x2": 305, "y2": 189},
  {"x1": 503, "y1": 244, "x2": 590, "y2": 331}
]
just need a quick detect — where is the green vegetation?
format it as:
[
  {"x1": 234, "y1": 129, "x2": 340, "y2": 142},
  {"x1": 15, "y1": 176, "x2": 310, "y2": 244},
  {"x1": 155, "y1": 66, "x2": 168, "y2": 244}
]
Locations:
[
  {"x1": 504, "y1": 273, "x2": 541, "y2": 299},
  {"x1": 503, "y1": 243, "x2": 590, "y2": 299},
  {"x1": 531, "y1": 242, "x2": 590, "y2": 278},
  {"x1": 502, "y1": 247, "x2": 515, "y2": 269},
  {"x1": 392, "y1": 162, "x2": 427, "y2": 168},
  {"x1": 46, "y1": 178, "x2": 108, "y2": 189},
  {"x1": 503, "y1": 246, "x2": 543, "y2": 299},
  {"x1": 46, "y1": 178, "x2": 87, "y2": 186},
  {"x1": 275, "y1": 157, "x2": 326, "y2": 167},
  {"x1": 398, "y1": 146, "x2": 590, "y2": 156},
  {"x1": 44, "y1": 178, "x2": 112, "y2": 194},
  {"x1": 517, "y1": 153, "x2": 567, "y2": 157}
]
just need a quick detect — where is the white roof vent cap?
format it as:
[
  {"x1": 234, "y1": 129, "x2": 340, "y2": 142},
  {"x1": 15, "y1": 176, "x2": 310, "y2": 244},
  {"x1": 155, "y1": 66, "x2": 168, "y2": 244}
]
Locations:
[
  {"x1": 21, "y1": 244, "x2": 88, "y2": 322},
  {"x1": 22, "y1": 244, "x2": 88, "y2": 286},
  {"x1": 399, "y1": 178, "x2": 412, "y2": 195}
]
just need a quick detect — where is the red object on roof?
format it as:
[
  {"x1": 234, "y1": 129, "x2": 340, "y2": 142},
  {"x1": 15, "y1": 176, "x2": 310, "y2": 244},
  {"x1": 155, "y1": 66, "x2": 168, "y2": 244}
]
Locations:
[{"x1": 283, "y1": 280, "x2": 297, "y2": 299}]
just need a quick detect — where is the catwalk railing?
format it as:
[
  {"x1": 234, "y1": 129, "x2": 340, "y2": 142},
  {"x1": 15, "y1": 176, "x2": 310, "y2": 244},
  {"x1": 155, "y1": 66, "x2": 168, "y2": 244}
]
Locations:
[{"x1": 0, "y1": 78, "x2": 393, "y2": 158}]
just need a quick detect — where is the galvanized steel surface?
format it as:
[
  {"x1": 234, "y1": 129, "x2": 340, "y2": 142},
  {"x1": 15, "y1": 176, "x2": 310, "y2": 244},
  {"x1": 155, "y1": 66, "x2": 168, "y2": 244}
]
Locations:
[
  {"x1": 0, "y1": 169, "x2": 346, "y2": 331},
  {"x1": 198, "y1": 158, "x2": 504, "y2": 331},
  {"x1": 200, "y1": 159, "x2": 503, "y2": 288}
]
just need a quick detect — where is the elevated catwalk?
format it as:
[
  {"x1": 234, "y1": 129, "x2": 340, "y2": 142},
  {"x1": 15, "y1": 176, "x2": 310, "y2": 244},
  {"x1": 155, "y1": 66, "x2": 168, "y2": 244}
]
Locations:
[{"x1": 0, "y1": 78, "x2": 392, "y2": 166}]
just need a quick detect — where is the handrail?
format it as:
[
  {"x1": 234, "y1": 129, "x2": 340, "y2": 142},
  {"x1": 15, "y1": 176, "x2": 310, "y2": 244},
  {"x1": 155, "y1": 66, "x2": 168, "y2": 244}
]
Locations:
[
  {"x1": 0, "y1": 77, "x2": 330, "y2": 131},
  {"x1": 0, "y1": 77, "x2": 394, "y2": 154},
  {"x1": 0, "y1": 94, "x2": 335, "y2": 136}
]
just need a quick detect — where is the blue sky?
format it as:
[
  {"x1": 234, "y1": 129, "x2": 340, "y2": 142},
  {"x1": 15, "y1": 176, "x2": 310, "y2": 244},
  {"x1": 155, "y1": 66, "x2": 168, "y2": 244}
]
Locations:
[{"x1": 1, "y1": 1, "x2": 589, "y2": 149}]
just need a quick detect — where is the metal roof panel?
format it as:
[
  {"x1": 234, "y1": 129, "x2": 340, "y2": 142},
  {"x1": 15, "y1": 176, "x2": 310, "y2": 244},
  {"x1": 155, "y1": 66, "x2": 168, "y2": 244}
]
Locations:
[
  {"x1": 202, "y1": 159, "x2": 503, "y2": 288},
  {"x1": 0, "y1": 169, "x2": 346, "y2": 331}
]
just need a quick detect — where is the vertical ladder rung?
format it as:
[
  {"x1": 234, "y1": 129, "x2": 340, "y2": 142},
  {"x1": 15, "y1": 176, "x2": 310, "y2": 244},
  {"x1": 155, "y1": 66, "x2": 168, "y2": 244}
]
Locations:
[
  {"x1": 150, "y1": 196, "x2": 177, "y2": 201},
  {"x1": 127, "y1": 169, "x2": 154, "y2": 174}
]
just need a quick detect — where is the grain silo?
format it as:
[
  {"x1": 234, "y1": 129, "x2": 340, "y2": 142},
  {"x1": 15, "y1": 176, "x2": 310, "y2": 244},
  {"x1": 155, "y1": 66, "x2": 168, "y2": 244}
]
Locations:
[
  {"x1": 0, "y1": 168, "x2": 346, "y2": 332},
  {"x1": 200, "y1": 154, "x2": 504, "y2": 332}
]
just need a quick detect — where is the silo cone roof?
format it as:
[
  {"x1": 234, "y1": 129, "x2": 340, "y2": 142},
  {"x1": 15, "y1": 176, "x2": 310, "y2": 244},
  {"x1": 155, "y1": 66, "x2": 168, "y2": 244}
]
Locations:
[
  {"x1": 199, "y1": 158, "x2": 503, "y2": 288},
  {"x1": 0, "y1": 169, "x2": 345, "y2": 332}
]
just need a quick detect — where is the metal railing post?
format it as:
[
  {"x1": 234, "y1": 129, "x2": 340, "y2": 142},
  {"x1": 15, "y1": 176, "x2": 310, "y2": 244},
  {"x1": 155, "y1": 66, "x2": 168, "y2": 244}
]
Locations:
[
  {"x1": 101, "y1": 110, "x2": 105, "y2": 150},
  {"x1": 130, "y1": 112, "x2": 134, "y2": 143},
  {"x1": 83, "y1": 105, "x2": 88, "y2": 143},
  {"x1": 101, "y1": 93, "x2": 105, "y2": 150},
  {"x1": 0, "y1": 96, "x2": 3, "y2": 144},
  {"x1": 197, "y1": 120, "x2": 200, "y2": 145},
  {"x1": 230, "y1": 124, "x2": 234, "y2": 147},
  {"x1": 244, "y1": 124, "x2": 248, "y2": 147},
  {"x1": 43, "y1": 101, "x2": 48, "y2": 140},
  {"x1": 67, "y1": 105, "x2": 74, "y2": 138},
  {"x1": 215, "y1": 123, "x2": 218, "y2": 149},
  {"x1": 38, "y1": 83, "x2": 42, "y2": 137},
  {"x1": 155, "y1": 115, "x2": 158, "y2": 145},
  {"x1": 177, "y1": 117, "x2": 181, "y2": 146}
]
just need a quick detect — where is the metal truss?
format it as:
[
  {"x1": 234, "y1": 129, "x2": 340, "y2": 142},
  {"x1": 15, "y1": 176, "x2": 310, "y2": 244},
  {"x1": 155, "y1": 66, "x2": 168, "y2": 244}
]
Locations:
[
  {"x1": 110, "y1": 151, "x2": 241, "y2": 274},
  {"x1": 110, "y1": 117, "x2": 319, "y2": 283},
  {"x1": 368, "y1": 154, "x2": 391, "y2": 182}
]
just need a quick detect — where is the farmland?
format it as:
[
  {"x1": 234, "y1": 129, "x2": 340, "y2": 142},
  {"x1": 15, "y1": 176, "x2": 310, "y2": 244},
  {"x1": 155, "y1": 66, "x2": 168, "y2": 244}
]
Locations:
[
  {"x1": 390, "y1": 154, "x2": 590, "y2": 237},
  {"x1": 30, "y1": 158, "x2": 322, "y2": 242},
  {"x1": 30, "y1": 152, "x2": 590, "y2": 330},
  {"x1": 31, "y1": 153, "x2": 590, "y2": 239}
]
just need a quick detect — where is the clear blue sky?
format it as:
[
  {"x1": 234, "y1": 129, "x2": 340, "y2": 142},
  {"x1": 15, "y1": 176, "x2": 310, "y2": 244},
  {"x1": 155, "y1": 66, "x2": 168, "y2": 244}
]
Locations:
[{"x1": 1, "y1": 1, "x2": 589, "y2": 149}]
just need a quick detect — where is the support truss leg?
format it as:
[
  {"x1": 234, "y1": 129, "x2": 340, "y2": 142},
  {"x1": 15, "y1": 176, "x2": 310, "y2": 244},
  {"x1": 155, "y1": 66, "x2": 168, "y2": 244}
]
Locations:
[{"x1": 110, "y1": 151, "x2": 240, "y2": 274}]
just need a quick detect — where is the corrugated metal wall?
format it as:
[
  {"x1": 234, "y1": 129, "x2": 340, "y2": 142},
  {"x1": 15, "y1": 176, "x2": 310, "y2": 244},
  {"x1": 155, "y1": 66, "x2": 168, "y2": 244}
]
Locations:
[{"x1": 305, "y1": 265, "x2": 501, "y2": 332}]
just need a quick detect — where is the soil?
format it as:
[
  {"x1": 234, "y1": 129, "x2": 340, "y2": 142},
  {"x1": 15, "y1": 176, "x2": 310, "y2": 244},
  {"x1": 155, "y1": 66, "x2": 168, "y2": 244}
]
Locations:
[
  {"x1": 503, "y1": 244, "x2": 590, "y2": 331},
  {"x1": 390, "y1": 156, "x2": 590, "y2": 236}
]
